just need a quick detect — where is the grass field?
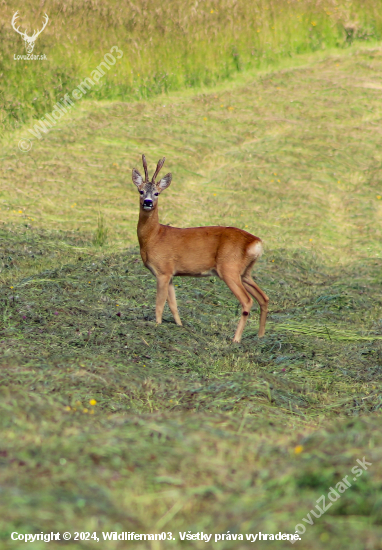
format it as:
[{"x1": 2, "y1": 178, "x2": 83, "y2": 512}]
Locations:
[
  {"x1": 2, "y1": 15, "x2": 382, "y2": 550},
  {"x1": 2, "y1": 0, "x2": 382, "y2": 132}
]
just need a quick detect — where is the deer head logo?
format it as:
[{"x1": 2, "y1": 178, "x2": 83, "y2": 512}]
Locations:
[{"x1": 12, "y1": 11, "x2": 49, "y2": 54}]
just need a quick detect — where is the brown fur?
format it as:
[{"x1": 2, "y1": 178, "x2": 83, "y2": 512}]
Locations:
[{"x1": 133, "y1": 155, "x2": 269, "y2": 343}]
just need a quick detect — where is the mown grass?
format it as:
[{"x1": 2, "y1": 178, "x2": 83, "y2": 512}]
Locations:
[
  {"x1": 1, "y1": 45, "x2": 382, "y2": 548},
  {"x1": 2, "y1": 0, "x2": 382, "y2": 132},
  {"x1": 2, "y1": 45, "x2": 382, "y2": 260},
  {"x1": 1, "y1": 229, "x2": 382, "y2": 550}
]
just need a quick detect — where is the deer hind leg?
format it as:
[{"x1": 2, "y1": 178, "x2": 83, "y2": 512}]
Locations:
[
  {"x1": 167, "y1": 281, "x2": 182, "y2": 326},
  {"x1": 220, "y1": 270, "x2": 253, "y2": 343},
  {"x1": 242, "y1": 273, "x2": 269, "y2": 338},
  {"x1": 155, "y1": 274, "x2": 172, "y2": 324}
]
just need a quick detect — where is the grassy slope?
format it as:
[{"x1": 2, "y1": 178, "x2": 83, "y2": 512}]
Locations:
[
  {"x1": 1, "y1": 47, "x2": 382, "y2": 549},
  {"x1": 2, "y1": 0, "x2": 382, "y2": 131}
]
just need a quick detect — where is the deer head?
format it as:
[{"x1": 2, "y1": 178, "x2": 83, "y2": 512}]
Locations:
[
  {"x1": 132, "y1": 155, "x2": 172, "y2": 212},
  {"x1": 12, "y1": 11, "x2": 49, "y2": 54}
]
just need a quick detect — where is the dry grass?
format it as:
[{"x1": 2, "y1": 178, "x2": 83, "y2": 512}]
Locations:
[
  {"x1": 2, "y1": 0, "x2": 382, "y2": 130},
  {"x1": 1, "y1": 44, "x2": 382, "y2": 550},
  {"x1": 2, "y1": 46, "x2": 382, "y2": 263}
]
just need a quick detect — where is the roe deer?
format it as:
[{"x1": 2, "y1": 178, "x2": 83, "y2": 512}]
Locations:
[{"x1": 132, "y1": 155, "x2": 269, "y2": 343}]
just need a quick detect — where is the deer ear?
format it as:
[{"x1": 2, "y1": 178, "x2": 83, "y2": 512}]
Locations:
[
  {"x1": 132, "y1": 169, "x2": 143, "y2": 189},
  {"x1": 157, "y1": 173, "x2": 172, "y2": 192}
]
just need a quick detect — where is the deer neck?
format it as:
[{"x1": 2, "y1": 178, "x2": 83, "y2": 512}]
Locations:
[{"x1": 137, "y1": 205, "x2": 160, "y2": 249}]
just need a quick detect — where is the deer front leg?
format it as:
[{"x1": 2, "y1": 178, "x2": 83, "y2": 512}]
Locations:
[
  {"x1": 155, "y1": 274, "x2": 171, "y2": 323},
  {"x1": 167, "y1": 282, "x2": 182, "y2": 325}
]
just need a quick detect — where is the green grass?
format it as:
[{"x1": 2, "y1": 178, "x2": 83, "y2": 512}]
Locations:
[
  {"x1": 92, "y1": 213, "x2": 108, "y2": 247},
  {"x1": 2, "y1": 0, "x2": 382, "y2": 132},
  {"x1": 1, "y1": 231, "x2": 382, "y2": 549},
  {"x1": 1, "y1": 44, "x2": 382, "y2": 548}
]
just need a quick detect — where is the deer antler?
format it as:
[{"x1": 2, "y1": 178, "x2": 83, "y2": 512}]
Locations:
[
  {"x1": 142, "y1": 154, "x2": 149, "y2": 183},
  {"x1": 152, "y1": 157, "x2": 165, "y2": 182},
  {"x1": 31, "y1": 13, "x2": 49, "y2": 40},
  {"x1": 12, "y1": 11, "x2": 27, "y2": 37},
  {"x1": 133, "y1": 155, "x2": 269, "y2": 343}
]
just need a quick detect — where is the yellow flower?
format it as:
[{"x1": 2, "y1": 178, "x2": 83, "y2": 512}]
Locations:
[
  {"x1": 257, "y1": 29, "x2": 260, "y2": 33},
  {"x1": 203, "y1": 117, "x2": 207, "y2": 120},
  {"x1": 18, "y1": 210, "x2": 23, "y2": 214},
  {"x1": 213, "y1": 193, "x2": 217, "y2": 196},
  {"x1": 272, "y1": 260, "x2": 275, "y2": 262},
  {"x1": 309, "y1": 238, "x2": 313, "y2": 242},
  {"x1": 89, "y1": 399, "x2": 97, "y2": 406},
  {"x1": 83, "y1": 408, "x2": 88, "y2": 413},
  {"x1": 311, "y1": 21, "x2": 317, "y2": 26},
  {"x1": 377, "y1": 195, "x2": 381, "y2": 200},
  {"x1": 210, "y1": 9, "x2": 214, "y2": 13},
  {"x1": 294, "y1": 445, "x2": 304, "y2": 454},
  {"x1": 10, "y1": 286, "x2": 14, "y2": 289},
  {"x1": 65, "y1": 406, "x2": 71, "y2": 411}
]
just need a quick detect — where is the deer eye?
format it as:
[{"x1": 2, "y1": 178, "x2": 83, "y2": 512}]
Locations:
[
  {"x1": 154, "y1": 192, "x2": 159, "y2": 196},
  {"x1": 139, "y1": 190, "x2": 144, "y2": 195}
]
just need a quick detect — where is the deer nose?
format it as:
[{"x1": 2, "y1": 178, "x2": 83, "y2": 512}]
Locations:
[{"x1": 143, "y1": 199, "x2": 153, "y2": 207}]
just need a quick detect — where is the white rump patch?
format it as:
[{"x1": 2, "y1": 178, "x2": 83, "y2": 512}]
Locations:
[{"x1": 247, "y1": 240, "x2": 263, "y2": 259}]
